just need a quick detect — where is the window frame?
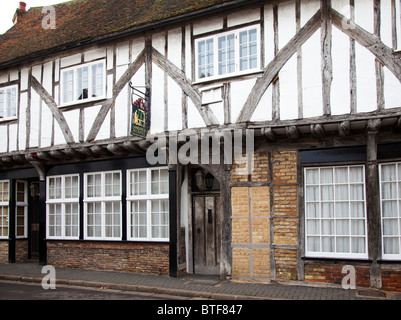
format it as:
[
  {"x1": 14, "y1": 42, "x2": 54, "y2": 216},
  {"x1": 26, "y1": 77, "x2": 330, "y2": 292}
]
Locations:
[
  {"x1": 15, "y1": 181, "x2": 28, "y2": 239},
  {"x1": 60, "y1": 59, "x2": 106, "y2": 107},
  {"x1": 379, "y1": 162, "x2": 401, "y2": 261},
  {"x1": 304, "y1": 165, "x2": 368, "y2": 260},
  {"x1": 127, "y1": 167, "x2": 169, "y2": 242},
  {"x1": 84, "y1": 170, "x2": 122, "y2": 241},
  {"x1": 0, "y1": 180, "x2": 9, "y2": 239},
  {"x1": 46, "y1": 174, "x2": 80, "y2": 240},
  {"x1": 194, "y1": 25, "x2": 261, "y2": 83},
  {"x1": 0, "y1": 85, "x2": 18, "y2": 121}
]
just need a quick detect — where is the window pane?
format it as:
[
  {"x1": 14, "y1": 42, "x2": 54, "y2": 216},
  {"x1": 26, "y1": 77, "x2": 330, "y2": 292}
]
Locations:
[
  {"x1": 305, "y1": 165, "x2": 367, "y2": 257},
  {"x1": 91, "y1": 62, "x2": 104, "y2": 98},
  {"x1": 131, "y1": 200, "x2": 147, "y2": 238},
  {"x1": 380, "y1": 163, "x2": 401, "y2": 259},
  {"x1": 76, "y1": 66, "x2": 89, "y2": 100},
  {"x1": 63, "y1": 70, "x2": 74, "y2": 103}
]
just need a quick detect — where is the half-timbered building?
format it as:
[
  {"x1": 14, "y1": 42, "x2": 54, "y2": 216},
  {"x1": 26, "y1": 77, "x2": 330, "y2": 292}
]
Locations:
[{"x1": 0, "y1": 0, "x2": 401, "y2": 291}]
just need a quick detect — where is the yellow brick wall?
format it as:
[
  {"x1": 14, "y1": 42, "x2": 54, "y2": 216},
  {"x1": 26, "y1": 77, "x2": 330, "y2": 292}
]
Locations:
[{"x1": 230, "y1": 149, "x2": 299, "y2": 282}]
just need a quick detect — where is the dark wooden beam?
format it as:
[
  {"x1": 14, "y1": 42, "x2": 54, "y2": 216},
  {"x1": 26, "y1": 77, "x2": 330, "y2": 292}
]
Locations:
[
  {"x1": 286, "y1": 125, "x2": 300, "y2": 140},
  {"x1": 311, "y1": 123, "x2": 325, "y2": 139},
  {"x1": 261, "y1": 127, "x2": 277, "y2": 142},
  {"x1": 338, "y1": 120, "x2": 351, "y2": 136}
]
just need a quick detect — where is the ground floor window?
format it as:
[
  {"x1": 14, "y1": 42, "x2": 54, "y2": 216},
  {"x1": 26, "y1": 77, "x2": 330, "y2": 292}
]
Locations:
[
  {"x1": 84, "y1": 171, "x2": 122, "y2": 240},
  {"x1": 304, "y1": 165, "x2": 368, "y2": 259},
  {"x1": 15, "y1": 181, "x2": 28, "y2": 238},
  {"x1": 127, "y1": 168, "x2": 169, "y2": 241},
  {"x1": 0, "y1": 180, "x2": 9, "y2": 238},
  {"x1": 47, "y1": 175, "x2": 80, "y2": 239},
  {"x1": 380, "y1": 162, "x2": 401, "y2": 260}
]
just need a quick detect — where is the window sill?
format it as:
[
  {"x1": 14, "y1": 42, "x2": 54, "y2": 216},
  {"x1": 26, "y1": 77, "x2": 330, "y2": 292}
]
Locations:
[
  {"x1": 302, "y1": 256, "x2": 372, "y2": 263},
  {"x1": 59, "y1": 96, "x2": 107, "y2": 109},
  {"x1": 193, "y1": 69, "x2": 264, "y2": 86},
  {"x1": 0, "y1": 116, "x2": 17, "y2": 123}
]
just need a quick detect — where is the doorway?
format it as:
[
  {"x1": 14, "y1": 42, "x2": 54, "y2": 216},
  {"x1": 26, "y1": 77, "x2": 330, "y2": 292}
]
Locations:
[
  {"x1": 28, "y1": 181, "x2": 40, "y2": 260},
  {"x1": 192, "y1": 193, "x2": 221, "y2": 275}
]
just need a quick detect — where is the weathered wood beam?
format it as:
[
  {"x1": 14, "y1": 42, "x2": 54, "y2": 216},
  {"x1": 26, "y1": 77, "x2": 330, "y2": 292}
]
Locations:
[
  {"x1": 332, "y1": 9, "x2": 401, "y2": 82},
  {"x1": 30, "y1": 75, "x2": 75, "y2": 144},
  {"x1": 394, "y1": 117, "x2": 401, "y2": 132},
  {"x1": 12, "y1": 155, "x2": 27, "y2": 164},
  {"x1": 64, "y1": 148, "x2": 86, "y2": 159},
  {"x1": 86, "y1": 49, "x2": 146, "y2": 142},
  {"x1": 107, "y1": 143, "x2": 127, "y2": 156},
  {"x1": 286, "y1": 125, "x2": 300, "y2": 140},
  {"x1": 311, "y1": 123, "x2": 325, "y2": 138},
  {"x1": 36, "y1": 151, "x2": 56, "y2": 161},
  {"x1": 367, "y1": 118, "x2": 382, "y2": 133},
  {"x1": 90, "y1": 145, "x2": 112, "y2": 156},
  {"x1": 261, "y1": 127, "x2": 277, "y2": 142},
  {"x1": 237, "y1": 9, "x2": 321, "y2": 122},
  {"x1": 338, "y1": 120, "x2": 351, "y2": 136},
  {"x1": 151, "y1": 47, "x2": 218, "y2": 126},
  {"x1": 321, "y1": 0, "x2": 333, "y2": 115},
  {"x1": 50, "y1": 150, "x2": 71, "y2": 160}
]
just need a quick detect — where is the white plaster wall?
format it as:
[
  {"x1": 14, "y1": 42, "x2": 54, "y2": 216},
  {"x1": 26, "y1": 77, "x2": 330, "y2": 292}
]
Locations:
[
  {"x1": 279, "y1": 55, "x2": 298, "y2": 120},
  {"x1": 331, "y1": 26, "x2": 351, "y2": 115},
  {"x1": 302, "y1": 31, "x2": 323, "y2": 118}
]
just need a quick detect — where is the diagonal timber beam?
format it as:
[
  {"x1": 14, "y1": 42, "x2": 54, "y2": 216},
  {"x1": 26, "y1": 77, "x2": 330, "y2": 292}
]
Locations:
[
  {"x1": 237, "y1": 9, "x2": 321, "y2": 123},
  {"x1": 151, "y1": 47, "x2": 218, "y2": 126},
  {"x1": 86, "y1": 49, "x2": 146, "y2": 142},
  {"x1": 30, "y1": 75, "x2": 75, "y2": 144},
  {"x1": 332, "y1": 9, "x2": 401, "y2": 83}
]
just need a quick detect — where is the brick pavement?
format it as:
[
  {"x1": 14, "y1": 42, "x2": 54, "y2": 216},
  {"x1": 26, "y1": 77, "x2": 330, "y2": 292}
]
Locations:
[{"x1": 0, "y1": 262, "x2": 400, "y2": 300}]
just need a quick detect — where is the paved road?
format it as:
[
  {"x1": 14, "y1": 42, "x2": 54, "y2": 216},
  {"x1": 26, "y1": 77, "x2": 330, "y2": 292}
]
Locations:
[{"x1": 0, "y1": 281, "x2": 183, "y2": 300}]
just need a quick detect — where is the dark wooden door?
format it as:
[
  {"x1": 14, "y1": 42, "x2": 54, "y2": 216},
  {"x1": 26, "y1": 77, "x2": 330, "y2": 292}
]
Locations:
[
  {"x1": 193, "y1": 194, "x2": 221, "y2": 275},
  {"x1": 28, "y1": 182, "x2": 40, "y2": 259}
]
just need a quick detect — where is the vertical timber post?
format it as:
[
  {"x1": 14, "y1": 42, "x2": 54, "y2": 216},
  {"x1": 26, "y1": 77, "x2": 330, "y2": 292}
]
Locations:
[{"x1": 366, "y1": 119, "x2": 382, "y2": 289}]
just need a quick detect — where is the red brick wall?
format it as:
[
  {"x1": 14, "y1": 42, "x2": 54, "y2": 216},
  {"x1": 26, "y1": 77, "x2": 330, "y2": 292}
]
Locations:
[
  {"x1": 47, "y1": 241, "x2": 169, "y2": 275},
  {"x1": 382, "y1": 268, "x2": 401, "y2": 292},
  {"x1": 305, "y1": 263, "x2": 370, "y2": 287}
]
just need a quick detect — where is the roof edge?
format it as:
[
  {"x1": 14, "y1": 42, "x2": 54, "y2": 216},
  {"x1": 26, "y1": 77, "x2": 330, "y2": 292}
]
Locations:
[{"x1": 0, "y1": 0, "x2": 262, "y2": 70}]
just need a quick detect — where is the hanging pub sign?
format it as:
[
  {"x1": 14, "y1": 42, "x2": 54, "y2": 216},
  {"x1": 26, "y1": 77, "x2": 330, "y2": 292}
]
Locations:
[{"x1": 130, "y1": 83, "x2": 150, "y2": 138}]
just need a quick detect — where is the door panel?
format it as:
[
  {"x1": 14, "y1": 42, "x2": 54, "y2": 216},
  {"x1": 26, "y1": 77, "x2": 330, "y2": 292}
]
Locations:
[{"x1": 193, "y1": 195, "x2": 220, "y2": 275}]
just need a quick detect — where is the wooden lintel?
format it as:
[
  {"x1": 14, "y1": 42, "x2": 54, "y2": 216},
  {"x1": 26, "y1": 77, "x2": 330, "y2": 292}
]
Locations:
[
  {"x1": 338, "y1": 121, "x2": 351, "y2": 136},
  {"x1": 286, "y1": 125, "x2": 300, "y2": 140},
  {"x1": 261, "y1": 127, "x2": 277, "y2": 141},
  {"x1": 76, "y1": 147, "x2": 98, "y2": 158},
  {"x1": 123, "y1": 140, "x2": 143, "y2": 153}
]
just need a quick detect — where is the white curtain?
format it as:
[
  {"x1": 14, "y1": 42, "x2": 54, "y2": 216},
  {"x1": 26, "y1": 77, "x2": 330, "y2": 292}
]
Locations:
[
  {"x1": 381, "y1": 164, "x2": 401, "y2": 255},
  {"x1": 305, "y1": 166, "x2": 366, "y2": 256}
]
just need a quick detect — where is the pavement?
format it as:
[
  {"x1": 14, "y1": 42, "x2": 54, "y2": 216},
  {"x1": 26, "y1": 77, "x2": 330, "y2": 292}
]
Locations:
[{"x1": 0, "y1": 261, "x2": 400, "y2": 300}]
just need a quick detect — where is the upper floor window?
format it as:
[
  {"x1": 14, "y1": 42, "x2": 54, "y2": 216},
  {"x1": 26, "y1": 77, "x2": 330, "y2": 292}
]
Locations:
[
  {"x1": 61, "y1": 60, "x2": 106, "y2": 106},
  {"x1": 195, "y1": 25, "x2": 261, "y2": 82},
  {"x1": 0, "y1": 85, "x2": 17, "y2": 121}
]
